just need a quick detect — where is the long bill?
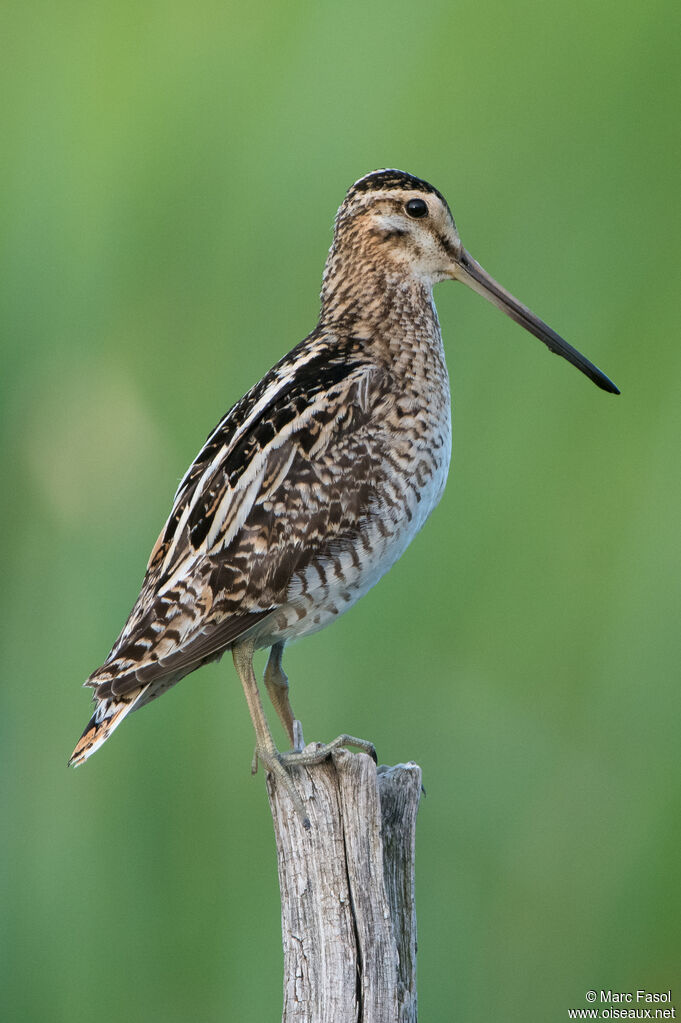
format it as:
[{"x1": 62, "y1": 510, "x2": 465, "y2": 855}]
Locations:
[{"x1": 453, "y1": 248, "x2": 619, "y2": 394}]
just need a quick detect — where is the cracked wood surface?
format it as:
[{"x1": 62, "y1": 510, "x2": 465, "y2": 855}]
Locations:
[{"x1": 267, "y1": 750, "x2": 421, "y2": 1022}]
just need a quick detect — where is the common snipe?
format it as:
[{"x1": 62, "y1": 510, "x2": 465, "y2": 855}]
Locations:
[{"x1": 70, "y1": 169, "x2": 618, "y2": 824}]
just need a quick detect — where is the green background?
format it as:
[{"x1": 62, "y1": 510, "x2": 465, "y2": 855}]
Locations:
[{"x1": 2, "y1": 1, "x2": 680, "y2": 1019}]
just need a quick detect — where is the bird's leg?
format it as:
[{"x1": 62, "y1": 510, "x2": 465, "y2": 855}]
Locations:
[
  {"x1": 232, "y1": 638, "x2": 377, "y2": 828},
  {"x1": 232, "y1": 637, "x2": 310, "y2": 828},
  {"x1": 261, "y1": 644, "x2": 376, "y2": 766},
  {"x1": 263, "y1": 642, "x2": 305, "y2": 753}
]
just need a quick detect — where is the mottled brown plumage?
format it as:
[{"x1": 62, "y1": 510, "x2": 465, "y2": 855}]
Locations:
[{"x1": 70, "y1": 169, "x2": 617, "y2": 821}]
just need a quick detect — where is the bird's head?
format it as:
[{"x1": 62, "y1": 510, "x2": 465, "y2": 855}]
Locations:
[
  {"x1": 334, "y1": 169, "x2": 463, "y2": 288},
  {"x1": 325, "y1": 169, "x2": 619, "y2": 394}
]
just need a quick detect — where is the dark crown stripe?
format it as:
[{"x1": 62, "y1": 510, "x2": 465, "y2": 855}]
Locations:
[{"x1": 351, "y1": 169, "x2": 442, "y2": 200}]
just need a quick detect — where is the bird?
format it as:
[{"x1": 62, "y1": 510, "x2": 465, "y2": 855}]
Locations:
[{"x1": 69, "y1": 169, "x2": 618, "y2": 824}]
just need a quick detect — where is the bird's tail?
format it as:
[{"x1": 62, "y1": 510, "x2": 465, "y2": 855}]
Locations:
[{"x1": 68, "y1": 688, "x2": 147, "y2": 767}]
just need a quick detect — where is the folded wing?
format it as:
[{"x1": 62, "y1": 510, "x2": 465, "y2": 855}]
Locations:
[{"x1": 85, "y1": 331, "x2": 388, "y2": 704}]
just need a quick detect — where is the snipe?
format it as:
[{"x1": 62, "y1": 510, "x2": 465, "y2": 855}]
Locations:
[{"x1": 70, "y1": 169, "x2": 618, "y2": 825}]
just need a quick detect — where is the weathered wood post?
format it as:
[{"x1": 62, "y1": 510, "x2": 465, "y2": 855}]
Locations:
[{"x1": 267, "y1": 749, "x2": 422, "y2": 1023}]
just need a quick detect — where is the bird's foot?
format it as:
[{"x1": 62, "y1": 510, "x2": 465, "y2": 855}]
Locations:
[
  {"x1": 250, "y1": 717, "x2": 306, "y2": 774},
  {"x1": 253, "y1": 732, "x2": 378, "y2": 830},
  {"x1": 254, "y1": 742, "x2": 312, "y2": 829},
  {"x1": 278, "y1": 733, "x2": 377, "y2": 767}
]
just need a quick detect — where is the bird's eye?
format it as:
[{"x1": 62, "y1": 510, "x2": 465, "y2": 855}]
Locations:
[{"x1": 405, "y1": 198, "x2": 428, "y2": 219}]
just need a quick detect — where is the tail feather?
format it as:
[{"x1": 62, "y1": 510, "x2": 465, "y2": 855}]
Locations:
[{"x1": 68, "y1": 688, "x2": 147, "y2": 767}]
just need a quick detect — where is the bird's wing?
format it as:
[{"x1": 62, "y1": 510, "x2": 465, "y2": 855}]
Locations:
[{"x1": 88, "y1": 331, "x2": 390, "y2": 700}]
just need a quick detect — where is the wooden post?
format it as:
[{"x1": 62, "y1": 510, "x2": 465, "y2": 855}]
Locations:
[{"x1": 266, "y1": 749, "x2": 422, "y2": 1023}]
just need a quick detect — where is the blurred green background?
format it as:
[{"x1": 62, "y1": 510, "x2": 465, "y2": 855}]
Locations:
[{"x1": 2, "y1": 1, "x2": 680, "y2": 1020}]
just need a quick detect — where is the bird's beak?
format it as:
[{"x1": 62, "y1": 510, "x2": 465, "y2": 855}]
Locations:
[{"x1": 450, "y1": 247, "x2": 619, "y2": 394}]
